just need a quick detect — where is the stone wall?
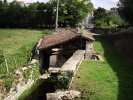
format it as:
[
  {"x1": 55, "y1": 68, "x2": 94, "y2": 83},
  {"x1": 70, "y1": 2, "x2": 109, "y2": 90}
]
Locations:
[
  {"x1": 61, "y1": 50, "x2": 85, "y2": 72},
  {"x1": 114, "y1": 40, "x2": 133, "y2": 60},
  {"x1": 92, "y1": 27, "x2": 133, "y2": 35},
  {"x1": 97, "y1": 28, "x2": 133, "y2": 60}
]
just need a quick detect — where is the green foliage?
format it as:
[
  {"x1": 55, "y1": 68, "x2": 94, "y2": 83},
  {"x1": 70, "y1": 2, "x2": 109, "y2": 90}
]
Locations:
[
  {"x1": 0, "y1": 29, "x2": 50, "y2": 75},
  {"x1": 93, "y1": 7, "x2": 126, "y2": 28},
  {"x1": 0, "y1": 0, "x2": 93, "y2": 28},
  {"x1": 18, "y1": 81, "x2": 42, "y2": 100},
  {"x1": 58, "y1": 0, "x2": 93, "y2": 27},
  {"x1": 0, "y1": 29, "x2": 51, "y2": 94},
  {"x1": 32, "y1": 64, "x2": 40, "y2": 81},
  {"x1": 55, "y1": 71, "x2": 73, "y2": 89},
  {"x1": 41, "y1": 29, "x2": 53, "y2": 35},
  {"x1": 23, "y1": 69, "x2": 31, "y2": 82},
  {"x1": 2, "y1": 75, "x2": 15, "y2": 91},
  {"x1": 118, "y1": 0, "x2": 133, "y2": 24},
  {"x1": 49, "y1": 71, "x2": 74, "y2": 89}
]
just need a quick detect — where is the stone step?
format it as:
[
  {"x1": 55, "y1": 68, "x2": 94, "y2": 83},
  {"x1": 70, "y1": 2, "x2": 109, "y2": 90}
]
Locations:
[
  {"x1": 49, "y1": 67, "x2": 60, "y2": 74},
  {"x1": 47, "y1": 90, "x2": 81, "y2": 100},
  {"x1": 39, "y1": 74, "x2": 50, "y2": 79}
]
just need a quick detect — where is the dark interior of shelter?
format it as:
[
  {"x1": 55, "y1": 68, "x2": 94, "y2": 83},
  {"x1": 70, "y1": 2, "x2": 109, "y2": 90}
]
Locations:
[{"x1": 40, "y1": 37, "x2": 86, "y2": 72}]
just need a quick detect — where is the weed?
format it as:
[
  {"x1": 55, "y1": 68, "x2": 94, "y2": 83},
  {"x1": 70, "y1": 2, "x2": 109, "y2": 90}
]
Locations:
[
  {"x1": 33, "y1": 63, "x2": 40, "y2": 81},
  {"x1": 3, "y1": 75, "x2": 15, "y2": 91},
  {"x1": 55, "y1": 71, "x2": 73, "y2": 89},
  {"x1": 23, "y1": 69, "x2": 31, "y2": 82}
]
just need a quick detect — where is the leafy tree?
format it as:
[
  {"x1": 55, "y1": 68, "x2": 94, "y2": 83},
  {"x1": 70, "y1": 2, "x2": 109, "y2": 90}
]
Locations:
[
  {"x1": 0, "y1": 0, "x2": 93, "y2": 28},
  {"x1": 50, "y1": 0, "x2": 93, "y2": 27},
  {"x1": 6, "y1": 1, "x2": 22, "y2": 27},
  {"x1": 118, "y1": 0, "x2": 133, "y2": 24},
  {"x1": 28, "y1": 3, "x2": 38, "y2": 27},
  {"x1": 93, "y1": 7, "x2": 125, "y2": 28},
  {"x1": 0, "y1": 1, "x2": 9, "y2": 27},
  {"x1": 36, "y1": 3, "x2": 46, "y2": 28},
  {"x1": 93, "y1": 8, "x2": 108, "y2": 28}
]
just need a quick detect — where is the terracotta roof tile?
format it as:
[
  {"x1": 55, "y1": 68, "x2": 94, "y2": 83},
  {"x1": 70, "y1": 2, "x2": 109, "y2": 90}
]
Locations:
[{"x1": 38, "y1": 30, "x2": 81, "y2": 50}]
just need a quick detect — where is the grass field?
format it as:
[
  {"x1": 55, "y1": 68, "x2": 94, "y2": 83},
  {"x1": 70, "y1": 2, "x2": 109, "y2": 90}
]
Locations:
[
  {"x1": 0, "y1": 29, "x2": 51, "y2": 74},
  {"x1": 71, "y1": 38, "x2": 133, "y2": 100}
]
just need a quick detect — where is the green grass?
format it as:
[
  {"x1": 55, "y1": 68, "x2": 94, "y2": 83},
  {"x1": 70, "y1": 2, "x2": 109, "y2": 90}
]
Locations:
[
  {"x1": 18, "y1": 80, "x2": 43, "y2": 100},
  {"x1": 3, "y1": 75, "x2": 15, "y2": 91},
  {"x1": 0, "y1": 29, "x2": 52, "y2": 92},
  {"x1": 71, "y1": 38, "x2": 133, "y2": 100},
  {"x1": 0, "y1": 29, "x2": 52, "y2": 74},
  {"x1": 18, "y1": 79, "x2": 55, "y2": 100}
]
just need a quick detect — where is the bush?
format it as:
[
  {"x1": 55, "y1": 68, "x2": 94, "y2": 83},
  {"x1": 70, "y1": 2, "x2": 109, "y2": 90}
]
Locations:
[
  {"x1": 93, "y1": 7, "x2": 127, "y2": 28},
  {"x1": 55, "y1": 71, "x2": 73, "y2": 89}
]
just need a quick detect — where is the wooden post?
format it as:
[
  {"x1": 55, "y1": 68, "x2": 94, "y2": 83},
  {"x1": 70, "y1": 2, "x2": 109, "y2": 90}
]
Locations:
[
  {"x1": 43, "y1": 52, "x2": 50, "y2": 71},
  {"x1": 5, "y1": 59, "x2": 9, "y2": 74},
  {"x1": 39, "y1": 50, "x2": 50, "y2": 73},
  {"x1": 14, "y1": 58, "x2": 17, "y2": 67}
]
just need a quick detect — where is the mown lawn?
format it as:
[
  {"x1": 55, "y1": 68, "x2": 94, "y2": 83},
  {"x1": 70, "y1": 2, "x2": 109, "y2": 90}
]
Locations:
[
  {"x1": 0, "y1": 29, "x2": 52, "y2": 74},
  {"x1": 71, "y1": 38, "x2": 133, "y2": 100}
]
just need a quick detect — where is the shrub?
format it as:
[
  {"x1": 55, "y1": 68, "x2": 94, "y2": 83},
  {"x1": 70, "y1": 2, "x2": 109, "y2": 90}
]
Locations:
[{"x1": 55, "y1": 71, "x2": 73, "y2": 89}]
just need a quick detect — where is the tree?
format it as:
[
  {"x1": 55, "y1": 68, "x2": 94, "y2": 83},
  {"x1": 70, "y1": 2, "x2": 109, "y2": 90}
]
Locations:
[
  {"x1": 27, "y1": 3, "x2": 38, "y2": 27},
  {"x1": 0, "y1": 0, "x2": 93, "y2": 28},
  {"x1": 36, "y1": 3, "x2": 46, "y2": 28},
  {"x1": 0, "y1": 1, "x2": 9, "y2": 27},
  {"x1": 6, "y1": 1, "x2": 22, "y2": 27},
  {"x1": 93, "y1": 7, "x2": 125, "y2": 28},
  {"x1": 93, "y1": 7, "x2": 108, "y2": 28},
  {"x1": 50, "y1": 0, "x2": 93, "y2": 27},
  {"x1": 118, "y1": 0, "x2": 133, "y2": 24}
]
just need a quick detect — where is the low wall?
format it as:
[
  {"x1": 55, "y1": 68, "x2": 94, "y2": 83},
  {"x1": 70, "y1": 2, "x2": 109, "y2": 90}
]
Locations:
[
  {"x1": 97, "y1": 28, "x2": 133, "y2": 60},
  {"x1": 92, "y1": 27, "x2": 133, "y2": 35},
  {"x1": 48, "y1": 50, "x2": 85, "y2": 90},
  {"x1": 61, "y1": 50, "x2": 85, "y2": 72}
]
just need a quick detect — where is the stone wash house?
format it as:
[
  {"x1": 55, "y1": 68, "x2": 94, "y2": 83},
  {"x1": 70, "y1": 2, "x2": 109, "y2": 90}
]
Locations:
[{"x1": 38, "y1": 29, "x2": 94, "y2": 73}]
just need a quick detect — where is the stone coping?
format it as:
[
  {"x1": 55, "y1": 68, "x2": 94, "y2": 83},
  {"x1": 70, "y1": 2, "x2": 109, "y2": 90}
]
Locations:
[{"x1": 60, "y1": 50, "x2": 85, "y2": 72}]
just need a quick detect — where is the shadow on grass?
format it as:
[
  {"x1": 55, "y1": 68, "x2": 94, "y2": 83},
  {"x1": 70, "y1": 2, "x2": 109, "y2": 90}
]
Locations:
[
  {"x1": 96, "y1": 37, "x2": 133, "y2": 100},
  {"x1": 20, "y1": 79, "x2": 56, "y2": 100}
]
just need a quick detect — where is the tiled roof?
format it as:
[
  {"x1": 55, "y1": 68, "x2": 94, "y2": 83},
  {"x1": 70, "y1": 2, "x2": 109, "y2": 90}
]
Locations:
[
  {"x1": 38, "y1": 30, "x2": 81, "y2": 50},
  {"x1": 38, "y1": 29, "x2": 94, "y2": 50}
]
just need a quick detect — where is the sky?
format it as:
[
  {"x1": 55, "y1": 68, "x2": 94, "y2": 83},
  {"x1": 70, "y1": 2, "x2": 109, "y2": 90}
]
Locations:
[
  {"x1": 7, "y1": 0, "x2": 119, "y2": 10},
  {"x1": 91, "y1": 0, "x2": 119, "y2": 10}
]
